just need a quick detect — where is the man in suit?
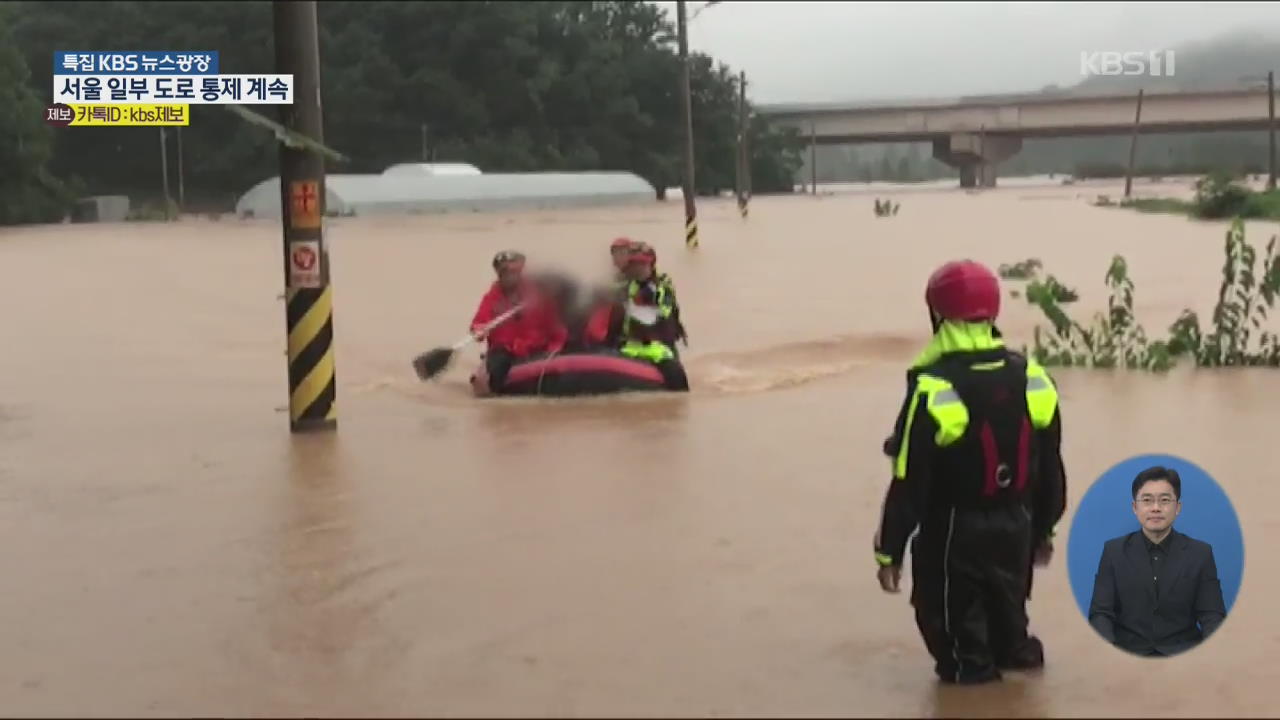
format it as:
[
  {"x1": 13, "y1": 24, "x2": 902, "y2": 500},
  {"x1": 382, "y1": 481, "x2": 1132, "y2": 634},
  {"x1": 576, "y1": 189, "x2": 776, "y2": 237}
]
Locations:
[{"x1": 1087, "y1": 466, "x2": 1227, "y2": 657}]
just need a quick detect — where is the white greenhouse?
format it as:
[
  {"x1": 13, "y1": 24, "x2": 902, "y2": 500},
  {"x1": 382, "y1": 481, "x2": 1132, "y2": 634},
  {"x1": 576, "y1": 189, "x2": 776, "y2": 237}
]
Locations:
[
  {"x1": 381, "y1": 162, "x2": 482, "y2": 177},
  {"x1": 234, "y1": 171, "x2": 657, "y2": 219}
]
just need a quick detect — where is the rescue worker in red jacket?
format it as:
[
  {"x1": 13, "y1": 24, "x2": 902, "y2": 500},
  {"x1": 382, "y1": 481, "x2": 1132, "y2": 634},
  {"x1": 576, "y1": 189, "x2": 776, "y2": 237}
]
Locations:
[
  {"x1": 874, "y1": 259, "x2": 1067, "y2": 685},
  {"x1": 470, "y1": 250, "x2": 567, "y2": 392}
]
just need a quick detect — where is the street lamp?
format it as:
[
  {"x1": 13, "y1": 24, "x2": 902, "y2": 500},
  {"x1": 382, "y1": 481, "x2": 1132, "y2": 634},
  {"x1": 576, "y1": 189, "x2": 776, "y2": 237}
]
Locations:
[{"x1": 690, "y1": 0, "x2": 722, "y2": 22}]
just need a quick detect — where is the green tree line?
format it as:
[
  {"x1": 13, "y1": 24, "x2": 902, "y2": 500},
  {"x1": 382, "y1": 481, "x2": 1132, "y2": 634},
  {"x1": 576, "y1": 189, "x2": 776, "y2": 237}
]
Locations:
[{"x1": 0, "y1": 0, "x2": 806, "y2": 224}]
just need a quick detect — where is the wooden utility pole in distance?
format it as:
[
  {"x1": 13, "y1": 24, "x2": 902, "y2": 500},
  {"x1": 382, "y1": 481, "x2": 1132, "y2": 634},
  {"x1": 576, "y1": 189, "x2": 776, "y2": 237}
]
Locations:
[
  {"x1": 159, "y1": 127, "x2": 172, "y2": 219},
  {"x1": 677, "y1": 0, "x2": 698, "y2": 248},
  {"x1": 176, "y1": 126, "x2": 185, "y2": 212},
  {"x1": 1269, "y1": 71, "x2": 1276, "y2": 190},
  {"x1": 736, "y1": 71, "x2": 749, "y2": 218},
  {"x1": 809, "y1": 121, "x2": 817, "y2": 195},
  {"x1": 1124, "y1": 88, "x2": 1144, "y2": 199}
]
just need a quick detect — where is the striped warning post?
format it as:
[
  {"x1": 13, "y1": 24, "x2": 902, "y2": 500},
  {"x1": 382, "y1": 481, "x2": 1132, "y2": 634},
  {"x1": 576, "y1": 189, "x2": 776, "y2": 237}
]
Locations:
[
  {"x1": 286, "y1": 285, "x2": 337, "y2": 431},
  {"x1": 685, "y1": 215, "x2": 699, "y2": 249}
]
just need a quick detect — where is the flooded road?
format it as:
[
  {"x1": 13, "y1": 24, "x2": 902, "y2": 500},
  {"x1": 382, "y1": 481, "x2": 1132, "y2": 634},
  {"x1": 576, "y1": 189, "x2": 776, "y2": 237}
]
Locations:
[{"x1": 1, "y1": 178, "x2": 1277, "y2": 716}]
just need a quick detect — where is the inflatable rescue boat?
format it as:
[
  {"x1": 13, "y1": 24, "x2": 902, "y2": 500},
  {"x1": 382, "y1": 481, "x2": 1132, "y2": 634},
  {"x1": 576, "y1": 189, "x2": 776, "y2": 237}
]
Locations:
[{"x1": 471, "y1": 350, "x2": 689, "y2": 398}]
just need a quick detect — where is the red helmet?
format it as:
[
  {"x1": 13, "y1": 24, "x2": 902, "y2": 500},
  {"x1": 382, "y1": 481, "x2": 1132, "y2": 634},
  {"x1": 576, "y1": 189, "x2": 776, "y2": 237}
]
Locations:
[
  {"x1": 628, "y1": 242, "x2": 657, "y2": 266},
  {"x1": 925, "y1": 260, "x2": 1000, "y2": 321}
]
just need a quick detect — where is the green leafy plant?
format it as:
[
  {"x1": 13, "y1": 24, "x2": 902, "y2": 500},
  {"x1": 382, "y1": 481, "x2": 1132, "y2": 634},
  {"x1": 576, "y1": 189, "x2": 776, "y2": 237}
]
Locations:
[
  {"x1": 997, "y1": 259, "x2": 1042, "y2": 281},
  {"x1": 1097, "y1": 173, "x2": 1280, "y2": 221},
  {"x1": 1192, "y1": 172, "x2": 1252, "y2": 219},
  {"x1": 1004, "y1": 218, "x2": 1280, "y2": 370}
]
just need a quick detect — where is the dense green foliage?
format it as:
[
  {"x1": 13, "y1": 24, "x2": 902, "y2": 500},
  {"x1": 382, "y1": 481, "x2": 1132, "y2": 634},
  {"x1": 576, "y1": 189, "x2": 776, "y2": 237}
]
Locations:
[
  {"x1": 1002, "y1": 219, "x2": 1280, "y2": 370},
  {"x1": 0, "y1": 4, "x2": 78, "y2": 224},
  {"x1": 0, "y1": 0, "x2": 805, "y2": 221}
]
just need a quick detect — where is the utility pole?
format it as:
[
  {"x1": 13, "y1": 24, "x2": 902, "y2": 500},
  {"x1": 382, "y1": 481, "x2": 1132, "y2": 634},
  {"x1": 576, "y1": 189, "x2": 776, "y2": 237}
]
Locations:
[
  {"x1": 736, "y1": 71, "x2": 749, "y2": 218},
  {"x1": 176, "y1": 126, "x2": 185, "y2": 213},
  {"x1": 275, "y1": 0, "x2": 336, "y2": 433},
  {"x1": 1269, "y1": 71, "x2": 1276, "y2": 190},
  {"x1": 677, "y1": 0, "x2": 698, "y2": 249},
  {"x1": 809, "y1": 121, "x2": 817, "y2": 195},
  {"x1": 1124, "y1": 88, "x2": 1144, "y2": 199},
  {"x1": 743, "y1": 106, "x2": 752, "y2": 206},
  {"x1": 158, "y1": 127, "x2": 173, "y2": 220}
]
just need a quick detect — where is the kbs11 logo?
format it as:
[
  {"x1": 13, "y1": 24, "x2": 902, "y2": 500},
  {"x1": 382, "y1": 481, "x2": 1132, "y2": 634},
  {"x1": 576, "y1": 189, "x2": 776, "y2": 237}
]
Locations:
[{"x1": 1080, "y1": 50, "x2": 1176, "y2": 78}]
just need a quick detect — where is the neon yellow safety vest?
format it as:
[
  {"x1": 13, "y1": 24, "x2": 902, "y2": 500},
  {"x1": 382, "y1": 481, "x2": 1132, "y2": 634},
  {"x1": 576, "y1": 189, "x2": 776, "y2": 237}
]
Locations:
[
  {"x1": 892, "y1": 321, "x2": 1060, "y2": 481},
  {"x1": 619, "y1": 278, "x2": 677, "y2": 364}
]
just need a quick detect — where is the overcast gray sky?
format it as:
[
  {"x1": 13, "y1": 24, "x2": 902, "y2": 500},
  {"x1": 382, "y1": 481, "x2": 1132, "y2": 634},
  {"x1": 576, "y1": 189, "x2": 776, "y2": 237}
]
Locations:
[{"x1": 650, "y1": 1, "x2": 1280, "y2": 104}]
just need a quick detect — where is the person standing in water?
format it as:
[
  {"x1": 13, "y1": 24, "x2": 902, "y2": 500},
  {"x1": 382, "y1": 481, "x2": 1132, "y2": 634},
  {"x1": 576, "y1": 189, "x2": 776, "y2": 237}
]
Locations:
[{"x1": 873, "y1": 259, "x2": 1067, "y2": 685}]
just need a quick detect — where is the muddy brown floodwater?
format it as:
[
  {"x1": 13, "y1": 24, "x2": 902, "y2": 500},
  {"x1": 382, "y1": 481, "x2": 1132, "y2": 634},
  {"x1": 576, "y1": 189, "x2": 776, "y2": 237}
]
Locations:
[{"x1": 1, "y1": 177, "x2": 1278, "y2": 717}]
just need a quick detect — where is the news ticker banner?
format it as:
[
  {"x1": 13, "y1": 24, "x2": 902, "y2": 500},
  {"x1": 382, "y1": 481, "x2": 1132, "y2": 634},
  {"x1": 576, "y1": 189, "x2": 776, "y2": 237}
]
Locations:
[
  {"x1": 55, "y1": 51, "x2": 220, "y2": 75},
  {"x1": 45, "y1": 104, "x2": 189, "y2": 127},
  {"x1": 51, "y1": 51, "x2": 293, "y2": 113}
]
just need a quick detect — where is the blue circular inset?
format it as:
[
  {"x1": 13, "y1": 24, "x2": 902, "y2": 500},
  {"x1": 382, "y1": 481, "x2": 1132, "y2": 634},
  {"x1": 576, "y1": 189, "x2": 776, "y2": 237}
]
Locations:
[{"x1": 1067, "y1": 454, "x2": 1244, "y2": 620}]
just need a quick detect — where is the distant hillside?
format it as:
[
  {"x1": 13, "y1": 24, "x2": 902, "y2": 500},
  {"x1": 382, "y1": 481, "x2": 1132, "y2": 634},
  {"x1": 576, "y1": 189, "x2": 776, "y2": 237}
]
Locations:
[
  {"x1": 1073, "y1": 30, "x2": 1280, "y2": 94},
  {"x1": 800, "y1": 30, "x2": 1280, "y2": 184}
]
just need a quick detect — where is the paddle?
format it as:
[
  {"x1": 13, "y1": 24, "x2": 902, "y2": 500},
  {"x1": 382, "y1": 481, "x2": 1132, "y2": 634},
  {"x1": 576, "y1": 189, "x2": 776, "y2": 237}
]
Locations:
[{"x1": 412, "y1": 303, "x2": 527, "y2": 381}]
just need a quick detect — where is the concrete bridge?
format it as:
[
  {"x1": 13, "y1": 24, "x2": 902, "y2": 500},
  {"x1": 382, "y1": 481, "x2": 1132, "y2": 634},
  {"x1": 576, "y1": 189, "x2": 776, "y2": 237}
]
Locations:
[{"x1": 758, "y1": 87, "x2": 1275, "y2": 187}]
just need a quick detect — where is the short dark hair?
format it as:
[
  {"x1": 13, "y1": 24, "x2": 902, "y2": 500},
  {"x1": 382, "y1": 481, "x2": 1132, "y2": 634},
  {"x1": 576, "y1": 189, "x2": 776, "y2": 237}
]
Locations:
[{"x1": 1132, "y1": 466, "x2": 1182, "y2": 501}]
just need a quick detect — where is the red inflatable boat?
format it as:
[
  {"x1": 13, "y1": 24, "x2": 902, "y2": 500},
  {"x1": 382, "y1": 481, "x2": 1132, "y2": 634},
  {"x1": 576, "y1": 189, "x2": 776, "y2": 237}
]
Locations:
[{"x1": 471, "y1": 350, "x2": 689, "y2": 397}]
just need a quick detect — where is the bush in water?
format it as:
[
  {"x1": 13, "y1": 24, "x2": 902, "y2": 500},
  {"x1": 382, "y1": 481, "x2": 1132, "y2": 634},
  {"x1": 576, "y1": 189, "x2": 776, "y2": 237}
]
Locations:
[
  {"x1": 1003, "y1": 218, "x2": 1280, "y2": 370},
  {"x1": 1192, "y1": 172, "x2": 1254, "y2": 219}
]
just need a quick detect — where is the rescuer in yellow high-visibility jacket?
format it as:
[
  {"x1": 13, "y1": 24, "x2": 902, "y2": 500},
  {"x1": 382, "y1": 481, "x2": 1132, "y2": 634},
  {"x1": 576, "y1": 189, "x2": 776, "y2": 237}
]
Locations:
[
  {"x1": 874, "y1": 259, "x2": 1067, "y2": 686},
  {"x1": 617, "y1": 242, "x2": 686, "y2": 365}
]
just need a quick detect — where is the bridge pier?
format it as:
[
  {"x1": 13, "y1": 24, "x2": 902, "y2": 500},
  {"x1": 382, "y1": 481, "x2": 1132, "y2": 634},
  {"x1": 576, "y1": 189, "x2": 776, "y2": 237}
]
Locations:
[{"x1": 932, "y1": 133, "x2": 1021, "y2": 188}]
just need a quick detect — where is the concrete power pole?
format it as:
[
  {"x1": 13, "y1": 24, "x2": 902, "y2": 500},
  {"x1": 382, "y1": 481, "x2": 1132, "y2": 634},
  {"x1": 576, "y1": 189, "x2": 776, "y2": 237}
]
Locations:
[
  {"x1": 677, "y1": 0, "x2": 698, "y2": 249},
  {"x1": 274, "y1": 0, "x2": 337, "y2": 433}
]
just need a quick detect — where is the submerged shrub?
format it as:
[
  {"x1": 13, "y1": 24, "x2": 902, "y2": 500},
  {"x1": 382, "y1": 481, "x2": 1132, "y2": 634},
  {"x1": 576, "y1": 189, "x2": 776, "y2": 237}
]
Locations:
[{"x1": 1004, "y1": 218, "x2": 1280, "y2": 370}]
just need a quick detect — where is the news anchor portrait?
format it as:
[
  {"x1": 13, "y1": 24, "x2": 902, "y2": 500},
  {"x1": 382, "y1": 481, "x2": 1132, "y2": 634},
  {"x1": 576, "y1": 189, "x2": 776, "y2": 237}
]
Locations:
[{"x1": 1087, "y1": 465, "x2": 1227, "y2": 657}]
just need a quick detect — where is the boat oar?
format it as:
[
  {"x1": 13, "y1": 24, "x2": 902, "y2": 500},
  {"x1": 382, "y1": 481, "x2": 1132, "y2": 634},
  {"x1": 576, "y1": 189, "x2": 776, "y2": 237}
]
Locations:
[{"x1": 412, "y1": 303, "x2": 526, "y2": 381}]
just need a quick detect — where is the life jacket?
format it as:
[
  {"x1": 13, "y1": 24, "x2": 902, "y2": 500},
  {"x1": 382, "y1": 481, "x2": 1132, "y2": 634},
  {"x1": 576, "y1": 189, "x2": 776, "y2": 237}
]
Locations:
[
  {"x1": 621, "y1": 278, "x2": 678, "y2": 345},
  {"x1": 892, "y1": 321, "x2": 1059, "y2": 510},
  {"x1": 654, "y1": 271, "x2": 687, "y2": 341}
]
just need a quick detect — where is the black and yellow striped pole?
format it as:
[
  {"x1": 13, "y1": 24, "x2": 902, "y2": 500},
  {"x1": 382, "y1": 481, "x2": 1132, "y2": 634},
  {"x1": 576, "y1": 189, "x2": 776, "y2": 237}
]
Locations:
[
  {"x1": 275, "y1": 0, "x2": 336, "y2": 433},
  {"x1": 677, "y1": 0, "x2": 699, "y2": 249}
]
